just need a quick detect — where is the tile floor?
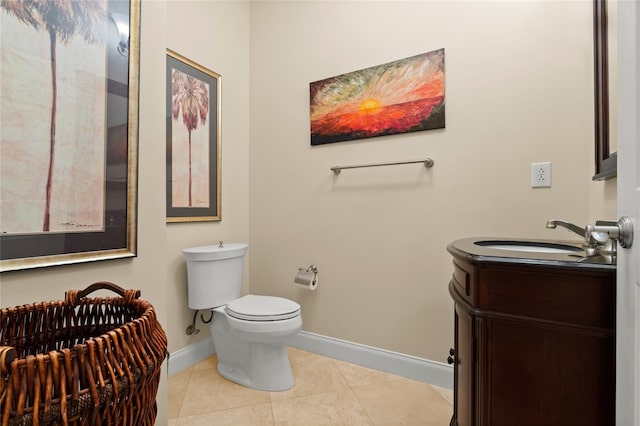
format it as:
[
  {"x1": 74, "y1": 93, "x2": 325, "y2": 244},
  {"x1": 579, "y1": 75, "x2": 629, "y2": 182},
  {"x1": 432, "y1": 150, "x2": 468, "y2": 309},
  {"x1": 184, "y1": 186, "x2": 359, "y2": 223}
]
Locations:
[{"x1": 168, "y1": 347, "x2": 453, "y2": 425}]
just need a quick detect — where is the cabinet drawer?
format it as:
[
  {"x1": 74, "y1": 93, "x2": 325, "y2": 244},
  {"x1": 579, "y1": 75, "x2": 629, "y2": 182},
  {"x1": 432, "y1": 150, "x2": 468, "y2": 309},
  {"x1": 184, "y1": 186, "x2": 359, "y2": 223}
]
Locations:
[
  {"x1": 482, "y1": 268, "x2": 615, "y2": 328},
  {"x1": 451, "y1": 260, "x2": 472, "y2": 302}
]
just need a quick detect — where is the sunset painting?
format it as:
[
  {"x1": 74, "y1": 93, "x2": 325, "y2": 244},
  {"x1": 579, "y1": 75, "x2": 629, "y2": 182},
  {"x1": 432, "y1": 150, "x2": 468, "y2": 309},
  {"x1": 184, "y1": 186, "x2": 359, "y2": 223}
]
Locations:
[{"x1": 310, "y1": 48, "x2": 445, "y2": 145}]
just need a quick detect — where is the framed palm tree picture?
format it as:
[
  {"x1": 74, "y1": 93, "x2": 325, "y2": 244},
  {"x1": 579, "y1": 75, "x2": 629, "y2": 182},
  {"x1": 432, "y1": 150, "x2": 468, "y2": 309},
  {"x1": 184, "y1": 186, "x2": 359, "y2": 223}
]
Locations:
[
  {"x1": 166, "y1": 49, "x2": 221, "y2": 222},
  {"x1": 0, "y1": 0, "x2": 140, "y2": 272}
]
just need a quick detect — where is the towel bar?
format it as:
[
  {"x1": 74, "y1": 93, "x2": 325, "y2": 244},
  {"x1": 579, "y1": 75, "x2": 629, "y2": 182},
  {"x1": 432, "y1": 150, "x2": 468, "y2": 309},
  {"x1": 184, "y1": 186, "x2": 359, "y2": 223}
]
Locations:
[{"x1": 330, "y1": 158, "x2": 434, "y2": 175}]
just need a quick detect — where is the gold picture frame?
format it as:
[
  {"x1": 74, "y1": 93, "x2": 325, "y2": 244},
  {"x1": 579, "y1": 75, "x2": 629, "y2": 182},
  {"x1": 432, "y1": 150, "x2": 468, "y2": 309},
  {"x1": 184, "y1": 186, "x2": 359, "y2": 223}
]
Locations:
[
  {"x1": 0, "y1": 0, "x2": 141, "y2": 272},
  {"x1": 166, "y1": 49, "x2": 221, "y2": 223}
]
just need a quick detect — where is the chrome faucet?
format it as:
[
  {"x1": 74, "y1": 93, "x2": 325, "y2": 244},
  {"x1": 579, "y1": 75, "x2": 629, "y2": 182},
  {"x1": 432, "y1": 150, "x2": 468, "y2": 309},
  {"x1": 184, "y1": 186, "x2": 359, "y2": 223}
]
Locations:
[
  {"x1": 546, "y1": 217, "x2": 634, "y2": 257},
  {"x1": 545, "y1": 219, "x2": 586, "y2": 239}
]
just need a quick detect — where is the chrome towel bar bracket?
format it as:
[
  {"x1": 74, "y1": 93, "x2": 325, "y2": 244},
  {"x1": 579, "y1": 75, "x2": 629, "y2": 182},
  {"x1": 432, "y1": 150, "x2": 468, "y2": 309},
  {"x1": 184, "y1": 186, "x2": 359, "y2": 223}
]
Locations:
[{"x1": 330, "y1": 158, "x2": 434, "y2": 175}]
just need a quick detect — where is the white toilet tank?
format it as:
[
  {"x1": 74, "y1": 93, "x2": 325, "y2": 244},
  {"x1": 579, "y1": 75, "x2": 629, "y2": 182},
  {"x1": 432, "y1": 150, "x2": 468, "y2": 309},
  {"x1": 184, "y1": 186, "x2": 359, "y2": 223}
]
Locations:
[{"x1": 183, "y1": 243, "x2": 248, "y2": 310}]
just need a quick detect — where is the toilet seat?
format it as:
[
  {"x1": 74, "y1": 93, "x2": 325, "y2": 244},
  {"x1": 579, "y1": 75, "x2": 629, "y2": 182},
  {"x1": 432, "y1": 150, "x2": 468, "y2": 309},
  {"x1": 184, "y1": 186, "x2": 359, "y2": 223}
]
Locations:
[{"x1": 226, "y1": 295, "x2": 300, "y2": 321}]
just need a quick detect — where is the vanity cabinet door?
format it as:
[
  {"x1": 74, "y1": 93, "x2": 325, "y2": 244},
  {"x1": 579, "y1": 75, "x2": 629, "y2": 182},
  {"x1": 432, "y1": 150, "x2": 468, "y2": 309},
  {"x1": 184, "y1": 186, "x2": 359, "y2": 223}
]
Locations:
[
  {"x1": 485, "y1": 318, "x2": 615, "y2": 425},
  {"x1": 453, "y1": 304, "x2": 474, "y2": 426}
]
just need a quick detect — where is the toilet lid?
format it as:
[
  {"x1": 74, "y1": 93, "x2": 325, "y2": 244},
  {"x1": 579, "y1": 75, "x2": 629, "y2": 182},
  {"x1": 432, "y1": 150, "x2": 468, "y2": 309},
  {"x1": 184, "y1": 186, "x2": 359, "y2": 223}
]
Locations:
[{"x1": 225, "y1": 295, "x2": 301, "y2": 321}]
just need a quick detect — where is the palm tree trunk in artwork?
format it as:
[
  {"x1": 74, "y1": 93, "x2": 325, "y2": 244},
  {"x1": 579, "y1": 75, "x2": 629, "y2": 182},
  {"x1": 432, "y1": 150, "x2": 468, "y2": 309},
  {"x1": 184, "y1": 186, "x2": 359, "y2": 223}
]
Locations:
[
  {"x1": 43, "y1": 29, "x2": 57, "y2": 232},
  {"x1": 171, "y1": 70, "x2": 209, "y2": 208},
  {"x1": 188, "y1": 130, "x2": 193, "y2": 206}
]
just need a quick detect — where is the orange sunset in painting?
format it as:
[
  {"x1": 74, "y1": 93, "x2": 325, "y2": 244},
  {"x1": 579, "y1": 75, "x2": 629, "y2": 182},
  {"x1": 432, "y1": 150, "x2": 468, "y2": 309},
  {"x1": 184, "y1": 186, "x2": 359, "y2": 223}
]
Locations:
[{"x1": 310, "y1": 49, "x2": 445, "y2": 145}]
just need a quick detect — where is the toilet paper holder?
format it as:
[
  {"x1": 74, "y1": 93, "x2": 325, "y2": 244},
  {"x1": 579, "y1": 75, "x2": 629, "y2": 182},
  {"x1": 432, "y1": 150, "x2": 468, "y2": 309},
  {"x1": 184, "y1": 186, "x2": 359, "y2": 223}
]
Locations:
[{"x1": 295, "y1": 265, "x2": 318, "y2": 290}]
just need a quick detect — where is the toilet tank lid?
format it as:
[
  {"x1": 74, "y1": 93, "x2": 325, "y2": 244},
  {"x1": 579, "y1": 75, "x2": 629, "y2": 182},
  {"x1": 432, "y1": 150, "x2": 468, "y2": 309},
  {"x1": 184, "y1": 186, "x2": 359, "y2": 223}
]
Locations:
[
  {"x1": 183, "y1": 243, "x2": 248, "y2": 261},
  {"x1": 226, "y1": 295, "x2": 300, "y2": 320}
]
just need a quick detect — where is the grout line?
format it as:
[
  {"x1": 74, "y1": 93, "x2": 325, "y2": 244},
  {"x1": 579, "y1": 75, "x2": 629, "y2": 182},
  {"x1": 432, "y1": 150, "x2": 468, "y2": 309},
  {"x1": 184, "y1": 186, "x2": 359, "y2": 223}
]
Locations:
[
  {"x1": 177, "y1": 369, "x2": 196, "y2": 420},
  {"x1": 429, "y1": 383, "x2": 454, "y2": 406},
  {"x1": 170, "y1": 369, "x2": 193, "y2": 420},
  {"x1": 269, "y1": 400, "x2": 277, "y2": 426},
  {"x1": 331, "y1": 358, "x2": 352, "y2": 388},
  {"x1": 347, "y1": 385, "x2": 375, "y2": 425}
]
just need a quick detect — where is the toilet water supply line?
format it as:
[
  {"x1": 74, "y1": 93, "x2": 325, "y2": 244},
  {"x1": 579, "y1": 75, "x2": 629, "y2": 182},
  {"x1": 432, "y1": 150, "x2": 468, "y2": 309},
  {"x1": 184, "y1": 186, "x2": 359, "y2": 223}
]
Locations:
[{"x1": 185, "y1": 309, "x2": 214, "y2": 335}]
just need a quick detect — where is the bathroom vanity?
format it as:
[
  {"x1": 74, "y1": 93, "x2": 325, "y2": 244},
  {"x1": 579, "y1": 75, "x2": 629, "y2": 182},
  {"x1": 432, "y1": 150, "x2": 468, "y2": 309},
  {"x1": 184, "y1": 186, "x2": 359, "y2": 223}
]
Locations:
[{"x1": 447, "y1": 238, "x2": 616, "y2": 426}]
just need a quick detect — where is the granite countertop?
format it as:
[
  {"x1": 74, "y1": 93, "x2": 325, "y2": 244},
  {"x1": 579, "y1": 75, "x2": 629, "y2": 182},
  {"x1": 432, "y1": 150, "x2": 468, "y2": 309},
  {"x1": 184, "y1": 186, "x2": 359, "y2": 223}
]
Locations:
[{"x1": 447, "y1": 237, "x2": 616, "y2": 272}]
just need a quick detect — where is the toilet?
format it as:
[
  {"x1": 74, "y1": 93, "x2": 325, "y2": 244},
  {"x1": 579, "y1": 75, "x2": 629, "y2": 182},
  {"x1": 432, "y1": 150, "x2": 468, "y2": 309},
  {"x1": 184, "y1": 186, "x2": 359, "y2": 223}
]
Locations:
[{"x1": 183, "y1": 243, "x2": 302, "y2": 391}]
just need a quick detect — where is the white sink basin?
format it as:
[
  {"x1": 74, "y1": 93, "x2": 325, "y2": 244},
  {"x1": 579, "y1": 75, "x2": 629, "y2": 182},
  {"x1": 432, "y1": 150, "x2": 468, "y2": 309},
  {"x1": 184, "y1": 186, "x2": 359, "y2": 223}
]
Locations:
[{"x1": 475, "y1": 240, "x2": 583, "y2": 255}]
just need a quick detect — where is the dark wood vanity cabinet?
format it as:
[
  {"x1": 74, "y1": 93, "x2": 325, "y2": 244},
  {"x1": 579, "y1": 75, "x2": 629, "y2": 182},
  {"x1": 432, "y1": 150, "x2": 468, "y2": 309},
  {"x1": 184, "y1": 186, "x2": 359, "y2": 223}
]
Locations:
[{"x1": 448, "y1": 249, "x2": 616, "y2": 426}]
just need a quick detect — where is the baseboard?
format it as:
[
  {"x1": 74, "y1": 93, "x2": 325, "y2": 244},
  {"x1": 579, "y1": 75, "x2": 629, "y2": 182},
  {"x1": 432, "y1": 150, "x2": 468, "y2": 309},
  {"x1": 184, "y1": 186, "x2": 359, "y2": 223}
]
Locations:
[
  {"x1": 168, "y1": 330, "x2": 453, "y2": 390},
  {"x1": 289, "y1": 331, "x2": 453, "y2": 389},
  {"x1": 167, "y1": 337, "x2": 215, "y2": 376}
]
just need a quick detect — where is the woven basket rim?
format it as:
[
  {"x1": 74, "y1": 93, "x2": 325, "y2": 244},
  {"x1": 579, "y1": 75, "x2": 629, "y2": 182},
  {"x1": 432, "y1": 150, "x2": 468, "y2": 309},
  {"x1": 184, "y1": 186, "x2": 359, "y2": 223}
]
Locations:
[{"x1": 0, "y1": 282, "x2": 168, "y2": 426}]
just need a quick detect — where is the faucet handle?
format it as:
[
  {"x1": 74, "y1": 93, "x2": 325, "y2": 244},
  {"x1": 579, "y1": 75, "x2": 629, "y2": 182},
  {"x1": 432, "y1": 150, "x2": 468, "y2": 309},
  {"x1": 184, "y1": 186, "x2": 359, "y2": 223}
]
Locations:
[
  {"x1": 586, "y1": 217, "x2": 634, "y2": 249},
  {"x1": 587, "y1": 221, "x2": 618, "y2": 244}
]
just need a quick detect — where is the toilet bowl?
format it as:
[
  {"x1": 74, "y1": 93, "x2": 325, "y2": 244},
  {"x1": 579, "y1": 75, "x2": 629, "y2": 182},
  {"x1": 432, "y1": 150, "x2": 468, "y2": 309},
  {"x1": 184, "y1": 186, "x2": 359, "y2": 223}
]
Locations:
[
  {"x1": 211, "y1": 295, "x2": 301, "y2": 391},
  {"x1": 183, "y1": 243, "x2": 302, "y2": 391}
]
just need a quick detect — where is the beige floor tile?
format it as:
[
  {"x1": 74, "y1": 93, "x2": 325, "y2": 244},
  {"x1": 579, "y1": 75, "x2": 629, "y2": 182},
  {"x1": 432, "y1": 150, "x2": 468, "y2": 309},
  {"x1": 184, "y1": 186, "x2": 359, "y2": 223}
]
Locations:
[
  {"x1": 168, "y1": 369, "x2": 192, "y2": 419},
  {"x1": 270, "y1": 356, "x2": 349, "y2": 402},
  {"x1": 272, "y1": 389, "x2": 372, "y2": 426},
  {"x1": 169, "y1": 348, "x2": 453, "y2": 424},
  {"x1": 192, "y1": 354, "x2": 218, "y2": 371},
  {"x1": 352, "y1": 378, "x2": 452, "y2": 425},
  {"x1": 179, "y1": 367, "x2": 271, "y2": 417},
  {"x1": 333, "y1": 359, "x2": 399, "y2": 387},
  {"x1": 176, "y1": 403, "x2": 274, "y2": 426}
]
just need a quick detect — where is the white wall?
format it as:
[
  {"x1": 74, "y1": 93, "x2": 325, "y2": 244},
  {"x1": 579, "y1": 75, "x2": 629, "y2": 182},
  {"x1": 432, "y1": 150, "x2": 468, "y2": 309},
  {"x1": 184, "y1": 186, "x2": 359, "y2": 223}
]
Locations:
[{"x1": 249, "y1": 0, "x2": 597, "y2": 362}]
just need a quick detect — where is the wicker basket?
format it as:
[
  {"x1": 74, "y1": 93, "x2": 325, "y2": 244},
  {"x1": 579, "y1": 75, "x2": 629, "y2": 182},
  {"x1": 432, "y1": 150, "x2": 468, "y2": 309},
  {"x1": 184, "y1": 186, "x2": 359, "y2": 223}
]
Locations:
[{"x1": 0, "y1": 282, "x2": 168, "y2": 426}]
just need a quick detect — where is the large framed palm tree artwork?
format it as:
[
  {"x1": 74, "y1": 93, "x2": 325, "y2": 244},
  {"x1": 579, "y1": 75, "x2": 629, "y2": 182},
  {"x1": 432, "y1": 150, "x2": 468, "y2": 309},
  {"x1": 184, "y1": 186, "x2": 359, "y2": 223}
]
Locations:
[
  {"x1": 166, "y1": 49, "x2": 221, "y2": 223},
  {"x1": 0, "y1": 0, "x2": 140, "y2": 272}
]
